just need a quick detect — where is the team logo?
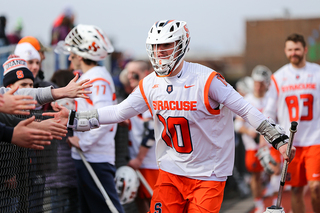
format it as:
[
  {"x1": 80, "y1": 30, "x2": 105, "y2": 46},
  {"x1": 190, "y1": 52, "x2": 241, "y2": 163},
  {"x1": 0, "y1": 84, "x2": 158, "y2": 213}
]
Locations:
[
  {"x1": 88, "y1": 42, "x2": 100, "y2": 52},
  {"x1": 166, "y1": 85, "x2": 173, "y2": 94},
  {"x1": 16, "y1": 70, "x2": 24, "y2": 79}
]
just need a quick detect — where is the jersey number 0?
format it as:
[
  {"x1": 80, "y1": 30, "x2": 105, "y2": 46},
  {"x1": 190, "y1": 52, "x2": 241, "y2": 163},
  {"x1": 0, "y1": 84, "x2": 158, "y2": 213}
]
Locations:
[{"x1": 157, "y1": 114, "x2": 193, "y2": 154}]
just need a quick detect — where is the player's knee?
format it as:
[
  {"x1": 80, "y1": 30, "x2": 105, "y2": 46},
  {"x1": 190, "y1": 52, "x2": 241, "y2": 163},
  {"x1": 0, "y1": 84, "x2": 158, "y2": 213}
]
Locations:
[
  {"x1": 308, "y1": 181, "x2": 320, "y2": 195},
  {"x1": 291, "y1": 186, "x2": 304, "y2": 196}
]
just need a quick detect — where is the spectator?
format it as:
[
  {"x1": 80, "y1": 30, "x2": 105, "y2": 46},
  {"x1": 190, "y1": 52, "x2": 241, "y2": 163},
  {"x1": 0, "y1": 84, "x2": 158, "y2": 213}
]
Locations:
[
  {"x1": 3, "y1": 56, "x2": 34, "y2": 89},
  {"x1": 17, "y1": 36, "x2": 56, "y2": 88},
  {"x1": 1, "y1": 56, "x2": 69, "y2": 212},
  {"x1": 14, "y1": 41, "x2": 57, "y2": 111}
]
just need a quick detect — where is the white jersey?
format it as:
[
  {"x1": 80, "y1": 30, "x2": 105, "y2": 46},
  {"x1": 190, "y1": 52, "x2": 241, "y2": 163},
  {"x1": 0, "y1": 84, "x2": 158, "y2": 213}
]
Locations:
[
  {"x1": 128, "y1": 111, "x2": 158, "y2": 169},
  {"x1": 135, "y1": 62, "x2": 235, "y2": 178},
  {"x1": 238, "y1": 93, "x2": 266, "y2": 150},
  {"x1": 264, "y1": 62, "x2": 320, "y2": 147},
  {"x1": 98, "y1": 61, "x2": 266, "y2": 180},
  {"x1": 72, "y1": 66, "x2": 118, "y2": 163}
]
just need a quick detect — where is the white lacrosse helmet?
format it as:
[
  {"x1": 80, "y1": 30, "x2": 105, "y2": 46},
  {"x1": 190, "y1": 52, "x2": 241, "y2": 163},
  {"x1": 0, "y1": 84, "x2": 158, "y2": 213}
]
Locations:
[
  {"x1": 146, "y1": 20, "x2": 191, "y2": 77},
  {"x1": 55, "y1": 24, "x2": 114, "y2": 61},
  {"x1": 115, "y1": 166, "x2": 140, "y2": 204},
  {"x1": 251, "y1": 65, "x2": 272, "y2": 86}
]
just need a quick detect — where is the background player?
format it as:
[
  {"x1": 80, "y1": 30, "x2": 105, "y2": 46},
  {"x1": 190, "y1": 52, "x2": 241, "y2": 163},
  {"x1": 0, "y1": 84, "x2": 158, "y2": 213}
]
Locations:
[
  {"x1": 56, "y1": 24, "x2": 124, "y2": 213},
  {"x1": 235, "y1": 65, "x2": 282, "y2": 213},
  {"x1": 263, "y1": 33, "x2": 320, "y2": 213},
  {"x1": 120, "y1": 60, "x2": 158, "y2": 213}
]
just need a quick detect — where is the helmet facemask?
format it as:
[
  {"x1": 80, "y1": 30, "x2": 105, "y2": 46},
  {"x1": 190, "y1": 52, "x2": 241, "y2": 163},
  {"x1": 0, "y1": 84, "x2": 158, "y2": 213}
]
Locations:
[{"x1": 145, "y1": 20, "x2": 190, "y2": 77}]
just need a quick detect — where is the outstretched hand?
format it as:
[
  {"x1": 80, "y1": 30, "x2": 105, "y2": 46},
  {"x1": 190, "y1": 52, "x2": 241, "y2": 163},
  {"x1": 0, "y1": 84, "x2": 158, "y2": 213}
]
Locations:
[
  {"x1": 12, "y1": 116, "x2": 52, "y2": 150},
  {"x1": 42, "y1": 102, "x2": 70, "y2": 126},
  {"x1": 36, "y1": 118, "x2": 68, "y2": 140},
  {"x1": 0, "y1": 86, "x2": 37, "y2": 115},
  {"x1": 51, "y1": 74, "x2": 93, "y2": 100}
]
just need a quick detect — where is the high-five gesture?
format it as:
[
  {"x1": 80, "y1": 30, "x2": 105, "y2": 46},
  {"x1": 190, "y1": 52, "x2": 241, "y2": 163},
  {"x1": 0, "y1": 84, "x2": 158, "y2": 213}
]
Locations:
[
  {"x1": 42, "y1": 102, "x2": 70, "y2": 126},
  {"x1": 12, "y1": 116, "x2": 53, "y2": 150},
  {"x1": 51, "y1": 74, "x2": 93, "y2": 100}
]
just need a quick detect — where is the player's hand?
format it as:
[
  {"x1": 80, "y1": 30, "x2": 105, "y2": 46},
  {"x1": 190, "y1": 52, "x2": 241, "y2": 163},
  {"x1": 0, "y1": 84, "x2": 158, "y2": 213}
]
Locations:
[
  {"x1": 256, "y1": 146, "x2": 277, "y2": 175},
  {"x1": 0, "y1": 94, "x2": 4, "y2": 107},
  {"x1": 278, "y1": 143, "x2": 296, "y2": 163},
  {"x1": 0, "y1": 86, "x2": 37, "y2": 115},
  {"x1": 67, "y1": 136, "x2": 80, "y2": 149},
  {"x1": 12, "y1": 116, "x2": 52, "y2": 150},
  {"x1": 128, "y1": 158, "x2": 142, "y2": 170},
  {"x1": 51, "y1": 74, "x2": 93, "y2": 100},
  {"x1": 42, "y1": 102, "x2": 70, "y2": 126}
]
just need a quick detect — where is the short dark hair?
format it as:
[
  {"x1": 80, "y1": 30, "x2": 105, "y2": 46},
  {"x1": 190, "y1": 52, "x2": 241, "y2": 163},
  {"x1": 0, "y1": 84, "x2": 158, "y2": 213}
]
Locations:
[
  {"x1": 83, "y1": 58, "x2": 98, "y2": 66},
  {"x1": 286, "y1": 33, "x2": 306, "y2": 48},
  {"x1": 51, "y1": 69, "x2": 75, "y2": 87}
]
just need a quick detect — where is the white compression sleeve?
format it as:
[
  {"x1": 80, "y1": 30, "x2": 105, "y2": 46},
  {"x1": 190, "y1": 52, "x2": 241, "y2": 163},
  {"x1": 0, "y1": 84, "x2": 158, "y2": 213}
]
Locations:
[
  {"x1": 97, "y1": 99, "x2": 141, "y2": 124},
  {"x1": 222, "y1": 89, "x2": 266, "y2": 129}
]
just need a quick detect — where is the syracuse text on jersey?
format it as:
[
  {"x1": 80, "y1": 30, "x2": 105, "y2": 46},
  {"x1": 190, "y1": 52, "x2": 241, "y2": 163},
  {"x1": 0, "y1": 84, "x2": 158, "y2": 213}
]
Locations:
[{"x1": 152, "y1": 100, "x2": 197, "y2": 111}]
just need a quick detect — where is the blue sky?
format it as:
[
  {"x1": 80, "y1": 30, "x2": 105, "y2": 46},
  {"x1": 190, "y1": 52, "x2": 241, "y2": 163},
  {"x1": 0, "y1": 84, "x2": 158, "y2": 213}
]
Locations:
[{"x1": 1, "y1": 0, "x2": 320, "y2": 58}]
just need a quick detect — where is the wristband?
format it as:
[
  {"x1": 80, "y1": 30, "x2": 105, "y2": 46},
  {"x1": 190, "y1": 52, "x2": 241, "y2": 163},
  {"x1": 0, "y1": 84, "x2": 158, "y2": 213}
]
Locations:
[{"x1": 68, "y1": 110, "x2": 76, "y2": 128}]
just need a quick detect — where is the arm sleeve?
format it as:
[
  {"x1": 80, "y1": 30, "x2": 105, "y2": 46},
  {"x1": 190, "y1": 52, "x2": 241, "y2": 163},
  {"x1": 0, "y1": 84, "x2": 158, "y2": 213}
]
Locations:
[
  {"x1": 0, "y1": 86, "x2": 55, "y2": 106},
  {"x1": 97, "y1": 86, "x2": 148, "y2": 124},
  {"x1": 97, "y1": 99, "x2": 141, "y2": 124},
  {"x1": 0, "y1": 113, "x2": 22, "y2": 127},
  {"x1": 0, "y1": 122, "x2": 14, "y2": 143},
  {"x1": 209, "y1": 76, "x2": 266, "y2": 129}
]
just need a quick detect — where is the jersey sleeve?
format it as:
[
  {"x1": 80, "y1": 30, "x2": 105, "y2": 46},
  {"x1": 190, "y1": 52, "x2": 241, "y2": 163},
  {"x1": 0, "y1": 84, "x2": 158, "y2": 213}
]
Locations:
[
  {"x1": 126, "y1": 86, "x2": 149, "y2": 113},
  {"x1": 208, "y1": 76, "x2": 266, "y2": 129}
]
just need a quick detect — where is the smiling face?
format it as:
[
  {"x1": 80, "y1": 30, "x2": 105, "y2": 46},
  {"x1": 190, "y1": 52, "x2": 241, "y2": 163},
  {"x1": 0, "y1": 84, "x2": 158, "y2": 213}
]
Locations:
[{"x1": 284, "y1": 40, "x2": 307, "y2": 68}]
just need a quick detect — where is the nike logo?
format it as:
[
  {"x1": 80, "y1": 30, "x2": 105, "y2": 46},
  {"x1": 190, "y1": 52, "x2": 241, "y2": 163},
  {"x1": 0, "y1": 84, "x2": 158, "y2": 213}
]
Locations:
[
  {"x1": 184, "y1": 85, "x2": 195, "y2": 88},
  {"x1": 152, "y1": 84, "x2": 159, "y2": 89},
  {"x1": 177, "y1": 72, "x2": 182, "y2": 78},
  {"x1": 312, "y1": 173, "x2": 320, "y2": 178}
]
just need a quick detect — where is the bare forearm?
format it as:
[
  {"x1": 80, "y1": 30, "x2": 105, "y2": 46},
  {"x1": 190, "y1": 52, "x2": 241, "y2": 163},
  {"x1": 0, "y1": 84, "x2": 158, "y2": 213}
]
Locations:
[{"x1": 51, "y1": 88, "x2": 65, "y2": 100}]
